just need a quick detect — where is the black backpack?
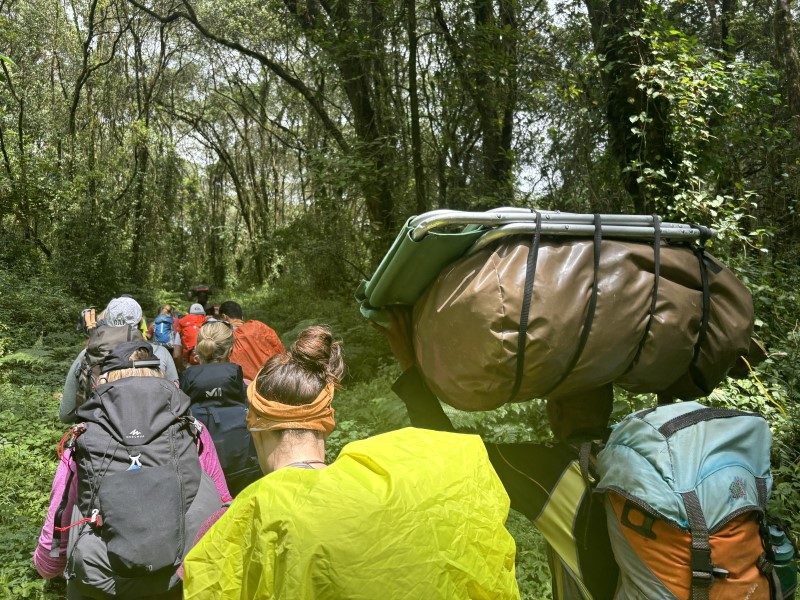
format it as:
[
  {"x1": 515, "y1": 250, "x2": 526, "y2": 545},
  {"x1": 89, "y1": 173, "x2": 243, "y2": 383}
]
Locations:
[
  {"x1": 58, "y1": 377, "x2": 222, "y2": 598},
  {"x1": 180, "y1": 363, "x2": 261, "y2": 496},
  {"x1": 74, "y1": 324, "x2": 144, "y2": 411}
]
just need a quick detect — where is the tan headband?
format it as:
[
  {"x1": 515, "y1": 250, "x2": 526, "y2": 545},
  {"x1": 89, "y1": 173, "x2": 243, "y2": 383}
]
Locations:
[{"x1": 247, "y1": 379, "x2": 336, "y2": 435}]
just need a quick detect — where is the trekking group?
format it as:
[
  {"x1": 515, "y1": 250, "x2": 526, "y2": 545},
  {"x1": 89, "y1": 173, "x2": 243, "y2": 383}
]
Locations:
[{"x1": 34, "y1": 291, "x2": 796, "y2": 599}]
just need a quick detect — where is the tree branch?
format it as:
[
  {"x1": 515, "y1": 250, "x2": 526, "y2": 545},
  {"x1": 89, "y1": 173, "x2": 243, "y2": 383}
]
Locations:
[{"x1": 127, "y1": 0, "x2": 349, "y2": 152}]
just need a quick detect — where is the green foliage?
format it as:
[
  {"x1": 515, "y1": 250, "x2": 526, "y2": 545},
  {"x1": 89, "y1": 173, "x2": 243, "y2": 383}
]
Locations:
[
  {"x1": 0, "y1": 270, "x2": 83, "y2": 355},
  {"x1": 322, "y1": 366, "x2": 410, "y2": 461},
  {"x1": 507, "y1": 510, "x2": 553, "y2": 600},
  {"x1": 0, "y1": 356, "x2": 77, "y2": 599},
  {"x1": 2, "y1": 0, "x2": 800, "y2": 595},
  {"x1": 629, "y1": 12, "x2": 783, "y2": 248},
  {"x1": 231, "y1": 282, "x2": 388, "y2": 384},
  {"x1": 1, "y1": 276, "x2": 798, "y2": 599}
]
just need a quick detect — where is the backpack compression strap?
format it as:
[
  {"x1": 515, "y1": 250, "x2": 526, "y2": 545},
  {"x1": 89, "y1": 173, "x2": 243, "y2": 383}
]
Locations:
[
  {"x1": 624, "y1": 214, "x2": 662, "y2": 377},
  {"x1": 543, "y1": 213, "x2": 603, "y2": 398},
  {"x1": 682, "y1": 490, "x2": 716, "y2": 600},
  {"x1": 508, "y1": 211, "x2": 542, "y2": 403},
  {"x1": 687, "y1": 226, "x2": 715, "y2": 395}
]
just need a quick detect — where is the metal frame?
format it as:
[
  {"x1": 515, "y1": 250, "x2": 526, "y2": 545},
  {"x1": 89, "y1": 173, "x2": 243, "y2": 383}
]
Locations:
[{"x1": 407, "y1": 208, "x2": 715, "y2": 253}]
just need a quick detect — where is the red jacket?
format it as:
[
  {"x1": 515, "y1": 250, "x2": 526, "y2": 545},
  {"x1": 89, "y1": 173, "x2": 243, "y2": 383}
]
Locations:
[
  {"x1": 175, "y1": 314, "x2": 207, "y2": 362},
  {"x1": 229, "y1": 319, "x2": 284, "y2": 381}
]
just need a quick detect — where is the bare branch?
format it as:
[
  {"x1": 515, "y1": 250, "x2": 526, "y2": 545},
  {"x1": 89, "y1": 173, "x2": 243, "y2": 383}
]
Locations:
[{"x1": 127, "y1": 0, "x2": 349, "y2": 152}]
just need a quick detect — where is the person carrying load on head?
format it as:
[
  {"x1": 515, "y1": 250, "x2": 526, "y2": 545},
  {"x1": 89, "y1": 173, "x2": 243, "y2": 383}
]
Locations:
[
  {"x1": 62, "y1": 296, "x2": 179, "y2": 423},
  {"x1": 180, "y1": 321, "x2": 261, "y2": 496},
  {"x1": 187, "y1": 284, "x2": 212, "y2": 311},
  {"x1": 34, "y1": 341, "x2": 232, "y2": 599},
  {"x1": 361, "y1": 209, "x2": 791, "y2": 600},
  {"x1": 218, "y1": 300, "x2": 284, "y2": 382},
  {"x1": 379, "y1": 307, "x2": 797, "y2": 600},
  {"x1": 148, "y1": 304, "x2": 184, "y2": 372},
  {"x1": 183, "y1": 325, "x2": 520, "y2": 600},
  {"x1": 175, "y1": 303, "x2": 207, "y2": 367}
]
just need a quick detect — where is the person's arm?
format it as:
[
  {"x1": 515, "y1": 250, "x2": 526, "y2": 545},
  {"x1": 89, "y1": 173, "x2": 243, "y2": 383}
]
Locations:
[
  {"x1": 33, "y1": 449, "x2": 77, "y2": 579},
  {"x1": 382, "y1": 307, "x2": 456, "y2": 432},
  {"x1": 172, "y1": 332, "x2": 185, "y2": 373},
  {"x1": 173, "y1": 345, "x2": 184, "y2": 373},
  {"x1": 60, "y1": 353, "x2": 84, "y2": 423},
  {"x1": 153, "y1": 344, "x2": 179, "y2": 385},
  {"x1": 197, "y1": 427, "x2": 233, "y2": 503},
  {"x1": 392, "y1": 365, "x2": 456, "y2": 432}
]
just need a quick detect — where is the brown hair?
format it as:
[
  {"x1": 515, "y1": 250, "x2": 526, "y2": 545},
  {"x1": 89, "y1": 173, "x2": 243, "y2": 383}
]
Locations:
[
  {"x1": 104, "y1": 348, "x2": 164, "y2": 382},
  {"x1": 196, "y1": 321, "x2": 234, "y2": 363},
  {"x1": 255, "y1": 325, "x2": 344, "y2": 406}
]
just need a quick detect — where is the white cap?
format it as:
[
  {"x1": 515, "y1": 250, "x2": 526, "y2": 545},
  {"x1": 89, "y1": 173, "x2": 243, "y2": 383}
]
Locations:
[
  {"x1": 189, "y1": 303, "x2": 206, "y2": 315},
  {"x1": 105, "y1": 297, "x2": 143, "y2": 326}
]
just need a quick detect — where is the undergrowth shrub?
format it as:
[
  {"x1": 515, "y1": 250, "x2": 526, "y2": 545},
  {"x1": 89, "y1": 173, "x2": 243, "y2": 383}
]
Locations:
[
  {"x1": 0, "y1": 342, "x2": 77, "y2": 600},
  {"x1": 0, "y1": 271, "x2": 82, "y2": 353}
]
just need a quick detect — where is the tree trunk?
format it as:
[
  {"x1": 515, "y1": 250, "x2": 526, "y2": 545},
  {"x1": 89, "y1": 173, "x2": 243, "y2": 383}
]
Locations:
[
  {"x1": 584, "y1": 0, "x2": 676, "y2": 213},
  {"x1": 774, "y1": 0, "x2": 800, "y2": 121},
  {"x1": 129, "y1": 141, "x2": 150, "y2": 285},
  {"x1": 407, "y1": 0, "x2": 427, "y2": 214}
]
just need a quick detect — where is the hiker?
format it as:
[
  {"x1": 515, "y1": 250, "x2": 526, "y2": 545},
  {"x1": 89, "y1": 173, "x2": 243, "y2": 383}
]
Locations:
[
  {"x1": 188, "y1": 284, "x2": 211, "y2": 311},
  {"x1": 180, "y1": 321, "x2": 261, "y2": 496},
  {"x1": 175, "y1": 303, "x2": 207, "y2": 366},
  {"x1": 35, "y1": 341, "x2": 231, "y2": 598},
  {"x1": 116, "y1": 293, "x2": 149, "y2": 338},
  {"x1": 61, "y1": 296, "x2": 179, "y2": 423},
  {"x1": 381, "y1": 307, "x2": 797, "y2": 600},
  {"x1": 218, "y1": 300, "x2": 284, "y2": 381},
  {"x1": 183, "y1": 325, "x2": 519, "y2": 599},
  {"x1": 380, "y1": 307, "x2": 617, "y2": 599},
  {"x1": 149, "y1": 304, "x2": 184, "y2": 372}
]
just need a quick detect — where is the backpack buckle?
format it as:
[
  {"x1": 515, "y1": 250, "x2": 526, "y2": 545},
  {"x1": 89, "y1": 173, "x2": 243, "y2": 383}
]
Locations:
[
  {"x1": 691, "y1": 547, "x2": 714, "y2": 586},
  {"x1": 757, "y1": 552, "x2": 774, "y2": 575},
  {"x1": 180, "y1": 415, "x2": 203, "y2": 438}
]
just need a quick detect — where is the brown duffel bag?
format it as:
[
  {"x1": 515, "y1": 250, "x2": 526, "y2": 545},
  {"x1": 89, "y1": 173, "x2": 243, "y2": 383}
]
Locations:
[{"x1": 413, "y1": 236, "x2": 755, "y2": 439}]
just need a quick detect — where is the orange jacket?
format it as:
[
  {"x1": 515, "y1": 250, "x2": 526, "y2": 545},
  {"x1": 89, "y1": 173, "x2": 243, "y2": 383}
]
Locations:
[{"x1": 229, "y1": 320, "x2": 284, "y2": 381}]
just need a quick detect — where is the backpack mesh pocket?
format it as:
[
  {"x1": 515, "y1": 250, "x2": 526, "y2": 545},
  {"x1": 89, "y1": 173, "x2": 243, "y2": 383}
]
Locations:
[{"x1": 99, "y1": 465, "x2": 183, "y2": 574}]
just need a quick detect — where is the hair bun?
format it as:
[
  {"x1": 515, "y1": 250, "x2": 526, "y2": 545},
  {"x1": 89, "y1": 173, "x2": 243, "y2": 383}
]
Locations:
[{"x1": 291, "y1": 325, "x2": 344, "y2": 385}]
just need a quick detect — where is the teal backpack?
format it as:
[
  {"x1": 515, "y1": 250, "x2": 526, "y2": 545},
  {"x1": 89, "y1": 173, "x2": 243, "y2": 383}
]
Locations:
[{"x1": 595, "y1": 401, "x2": 795, "y2": 600}]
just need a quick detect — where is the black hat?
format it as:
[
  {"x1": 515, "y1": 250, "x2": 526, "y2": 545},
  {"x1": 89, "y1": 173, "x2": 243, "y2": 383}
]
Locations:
[{"x1": 100, "y1": 341, "x2": 161, "y2": 374}]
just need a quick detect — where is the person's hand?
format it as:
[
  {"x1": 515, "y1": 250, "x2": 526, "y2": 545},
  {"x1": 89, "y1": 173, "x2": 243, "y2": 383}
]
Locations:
[{"x1": 376, "y1": 306, "x2": 416, "y2": 372}]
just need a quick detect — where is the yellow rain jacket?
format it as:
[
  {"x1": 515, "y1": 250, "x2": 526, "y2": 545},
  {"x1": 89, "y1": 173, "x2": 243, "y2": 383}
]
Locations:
[{"x1": 184, "y1": 427, "x2": 519, "y2": 599}]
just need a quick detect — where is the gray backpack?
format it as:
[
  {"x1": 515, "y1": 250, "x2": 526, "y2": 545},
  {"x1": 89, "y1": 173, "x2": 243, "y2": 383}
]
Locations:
[
  {"x1": 56, "y1": 377, "x2": 222, "y2": 598},
  {"x1": 74, "y1": 324, "x2": 144, "y2": 411}
]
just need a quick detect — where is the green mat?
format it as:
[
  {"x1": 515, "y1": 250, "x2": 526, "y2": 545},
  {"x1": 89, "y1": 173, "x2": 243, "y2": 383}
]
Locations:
[
  {"x1": 355, "y1": 208, "x2": 702, "y2": 325},
  {"x1": 356, "y1": 216, "x2": 484, "y2": 324}
]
